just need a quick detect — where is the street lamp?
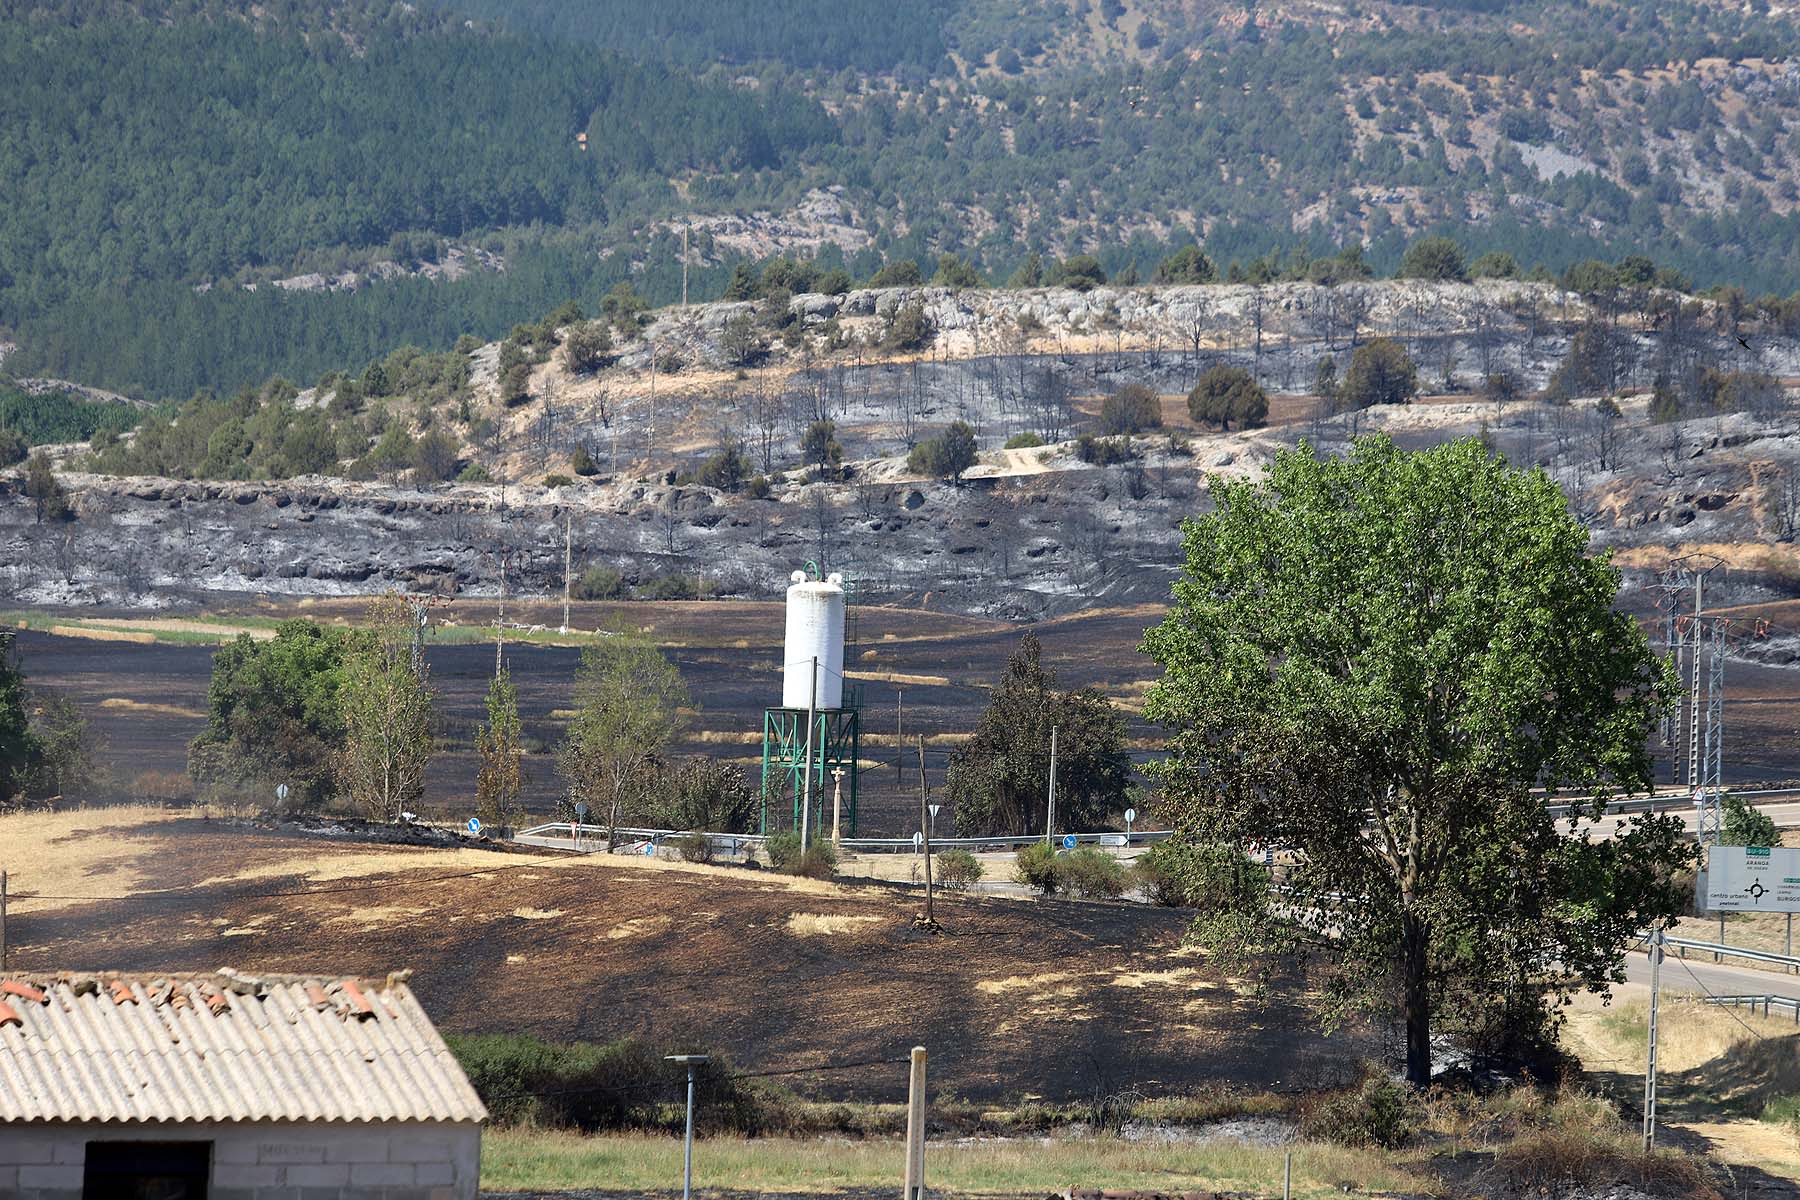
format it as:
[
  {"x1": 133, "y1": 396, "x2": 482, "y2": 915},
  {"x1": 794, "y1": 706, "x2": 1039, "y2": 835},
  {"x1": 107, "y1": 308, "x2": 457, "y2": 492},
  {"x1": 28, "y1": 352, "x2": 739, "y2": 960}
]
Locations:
[{"x1": 665, "y1": 1054, "x2": 710, "y2": 1200}]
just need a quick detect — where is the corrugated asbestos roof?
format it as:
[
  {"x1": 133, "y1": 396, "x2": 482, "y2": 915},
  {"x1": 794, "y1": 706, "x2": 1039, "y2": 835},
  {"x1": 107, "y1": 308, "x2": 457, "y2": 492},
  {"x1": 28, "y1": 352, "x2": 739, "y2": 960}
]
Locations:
[{"x1": 0, "y1": 970, "x2": 488, "y2": 1125}]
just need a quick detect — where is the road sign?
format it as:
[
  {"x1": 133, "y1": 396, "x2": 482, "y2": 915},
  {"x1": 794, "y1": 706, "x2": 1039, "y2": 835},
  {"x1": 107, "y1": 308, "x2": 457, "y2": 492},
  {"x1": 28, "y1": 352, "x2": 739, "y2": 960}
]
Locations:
[
  {"x1": 276, "y1": 783, "x2": 289, "y2": 802},
  {"x1": 928, "y1": 804, "x2": 940, "y2": 821},
  {"x1": 1062, "y1": 834, "x2": 1078, "y2": 850},
  {"x1": 643, "y1": 843, "x2": 656, "y2": 857},
  {"x1": 1704, "y1": 844, "x2": 1800, "y2": 912},
  {"x1": 1124, "y1": 807, "x2": 1137, "y2": 824},
  {"x1": 575, "y1": 803, "x2": 590, "y2": 822},
  {"x1": 467, "y1": 817, "x2": 482, "y2": 835},
  {"x1": 912, "y1": 831, "x2": 924, "y2": 850},
  {"x1": 1099, "y1": 834, "x2": 1127, "y2": 848}
]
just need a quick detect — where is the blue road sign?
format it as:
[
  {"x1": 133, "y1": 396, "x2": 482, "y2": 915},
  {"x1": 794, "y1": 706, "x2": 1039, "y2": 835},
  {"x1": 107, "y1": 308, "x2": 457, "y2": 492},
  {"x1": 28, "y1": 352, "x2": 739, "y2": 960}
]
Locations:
[
  {"x1": 1062, "y1": 834, "x2": 1077, "y2": 850},
  {"x1": 643, "y1": 843, "x2": 656, "y2": 856},
  {"x1": 467, "y1": 817, "x2": 482, "y2": 835}
]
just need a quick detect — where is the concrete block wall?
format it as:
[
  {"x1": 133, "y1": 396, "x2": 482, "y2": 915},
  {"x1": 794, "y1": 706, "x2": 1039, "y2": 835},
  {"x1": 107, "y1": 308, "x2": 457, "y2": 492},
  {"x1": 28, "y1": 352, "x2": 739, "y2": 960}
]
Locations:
[{"x1": 0, "y1": 1119, "x2": 481, "y2": 1200}]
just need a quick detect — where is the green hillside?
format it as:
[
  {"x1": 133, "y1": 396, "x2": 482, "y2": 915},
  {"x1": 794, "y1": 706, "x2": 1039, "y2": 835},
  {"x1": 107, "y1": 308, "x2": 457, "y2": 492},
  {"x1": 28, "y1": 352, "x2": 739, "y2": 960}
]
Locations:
[{"x1": 8, "y1": 0, "x2": 1800, "y2": 398}]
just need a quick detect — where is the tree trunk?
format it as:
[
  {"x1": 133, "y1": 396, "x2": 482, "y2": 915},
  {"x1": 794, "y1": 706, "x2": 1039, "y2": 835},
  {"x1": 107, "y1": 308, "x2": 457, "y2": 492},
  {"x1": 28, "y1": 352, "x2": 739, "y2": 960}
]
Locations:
[{"x1": 1401, "y1": 910, "x2": 1432, "y2": 1087}]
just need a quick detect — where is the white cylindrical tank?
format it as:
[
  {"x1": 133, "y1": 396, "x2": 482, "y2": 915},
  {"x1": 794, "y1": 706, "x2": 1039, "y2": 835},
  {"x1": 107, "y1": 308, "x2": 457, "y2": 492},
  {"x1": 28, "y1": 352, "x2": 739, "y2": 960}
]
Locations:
[{"x1": 782, "y1": 570, "x2": 845, "y2": 710}]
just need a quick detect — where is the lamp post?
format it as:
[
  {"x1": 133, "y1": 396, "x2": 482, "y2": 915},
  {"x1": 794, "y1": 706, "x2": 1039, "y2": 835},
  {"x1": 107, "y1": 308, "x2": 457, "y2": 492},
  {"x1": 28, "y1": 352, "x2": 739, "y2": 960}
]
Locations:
[{"x1": 665, "y1": 1054, "x2": 710, "y2": 1200}]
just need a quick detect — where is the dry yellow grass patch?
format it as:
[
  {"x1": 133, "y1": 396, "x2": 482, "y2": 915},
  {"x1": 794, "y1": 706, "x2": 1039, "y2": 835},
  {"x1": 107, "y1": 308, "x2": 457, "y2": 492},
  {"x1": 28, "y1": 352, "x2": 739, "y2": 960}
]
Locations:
[
  {"x1": 977, "y1": 971, "x2": 1077, "y2": 995},
  {"x1": 606, "y1": 915, "x2": 672, "y2": 939},
  {"x1": 512, "y1": 907, "x2": 565, "y2": 920},
  {"x1": 694, "y1": 730, "x2": 763, "y2": 745},
  {"x1": 99, "y1": 697, "x2": 207, "y2": 719},
  {"x1": 0, "y1": 805, "x2": 185, "y2": 912},
  {"x1": 1111, "y1": 966, "x2": 1202, "y2": 988},
  {"x1": 191, "y1": 845, "x2": 555, "y2": 890},
  {"x1": 786, "y1": 913, "x2": 883, "y2": 937},
  {"x1": 843, "y1": 669, "x2": 951, "y2": 687},
  {"x1": 84, "y1": 617, "x2": 275, "y2": 640},
  {"x1": 49, "y1": 624, "x2": 155, "y2": 644}
]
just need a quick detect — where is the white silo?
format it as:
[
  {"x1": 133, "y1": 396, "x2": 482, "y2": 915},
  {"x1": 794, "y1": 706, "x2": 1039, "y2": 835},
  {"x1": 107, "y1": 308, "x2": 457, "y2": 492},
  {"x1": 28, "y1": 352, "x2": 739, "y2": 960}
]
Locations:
[{"x1": 783, "y1": 570, "x2": 845, "y2": 710}]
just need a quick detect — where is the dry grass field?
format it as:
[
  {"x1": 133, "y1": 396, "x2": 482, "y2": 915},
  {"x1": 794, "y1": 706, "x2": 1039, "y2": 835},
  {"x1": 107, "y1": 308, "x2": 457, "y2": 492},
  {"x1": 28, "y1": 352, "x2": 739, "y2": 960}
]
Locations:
[{"x1": 0, "y1": 806, "x2": 1361, "y2": 1103}]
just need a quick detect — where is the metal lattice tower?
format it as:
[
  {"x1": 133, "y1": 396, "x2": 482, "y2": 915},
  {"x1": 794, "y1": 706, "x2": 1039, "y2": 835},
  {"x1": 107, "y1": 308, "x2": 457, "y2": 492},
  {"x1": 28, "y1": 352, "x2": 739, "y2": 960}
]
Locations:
[{"x1": 1698, "y1": 619, "x2": 1727, "y2": 845}]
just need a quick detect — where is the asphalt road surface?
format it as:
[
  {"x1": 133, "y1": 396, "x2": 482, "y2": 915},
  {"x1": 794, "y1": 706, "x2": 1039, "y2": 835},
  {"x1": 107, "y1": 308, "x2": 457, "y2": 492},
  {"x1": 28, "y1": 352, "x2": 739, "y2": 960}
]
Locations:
[{"x1": 1623, "y1": 945, "x2": 1800, "y2": 1003}]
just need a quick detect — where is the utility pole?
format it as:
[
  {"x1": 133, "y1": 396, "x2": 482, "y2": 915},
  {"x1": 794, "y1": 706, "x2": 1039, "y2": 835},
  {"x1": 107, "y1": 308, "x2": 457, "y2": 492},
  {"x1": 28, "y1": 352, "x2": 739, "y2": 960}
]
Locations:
[
  {"x1": 1643, "y1": 926, "x2": 1665, "y2": 1150},
  {"x1": 681, "y1": 225, "x2": 690, "y2": 309},
  {"x1": 800, "y1": 656, "x2": 818, "y2": 854},
  {"x1": 919, "y1": 739, "x2": 933, "y2": 927},
  {"x1": 561, "y1": 511, "x2": 572, "y2": 635},
  {"x1": 1700, "y1": 617, "x2": 1726, "y2": 846},
  {"x1": 494, "y1": 551, "x2": 507, "y2": 679},
  {"x1": 1, "y1": 869, "x2": 8, "y2": 971},
  {"x1": 895, "y1": 689, "x2": 904, "y2": 787},
  {"x1": 1687, "y1": 572, "x2": 1703, "y2": 796},
  {"x1": 1045, "y1": 725, "x2": 1059, "y2": 848}
]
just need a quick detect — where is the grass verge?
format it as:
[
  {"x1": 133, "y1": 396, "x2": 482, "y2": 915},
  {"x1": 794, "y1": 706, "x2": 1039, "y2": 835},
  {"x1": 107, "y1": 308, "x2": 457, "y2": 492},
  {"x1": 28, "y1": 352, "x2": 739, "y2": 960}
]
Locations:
[{"x1": 479, "y1": 1129, "x2": 1415, "y2": 1196}]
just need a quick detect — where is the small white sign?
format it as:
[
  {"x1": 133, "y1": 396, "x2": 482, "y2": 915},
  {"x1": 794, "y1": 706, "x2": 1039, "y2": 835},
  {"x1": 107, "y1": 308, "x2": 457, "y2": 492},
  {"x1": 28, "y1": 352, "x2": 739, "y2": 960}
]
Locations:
[{"x1": 1705, "y1": 845, "x2": 1800, "y2": 912}]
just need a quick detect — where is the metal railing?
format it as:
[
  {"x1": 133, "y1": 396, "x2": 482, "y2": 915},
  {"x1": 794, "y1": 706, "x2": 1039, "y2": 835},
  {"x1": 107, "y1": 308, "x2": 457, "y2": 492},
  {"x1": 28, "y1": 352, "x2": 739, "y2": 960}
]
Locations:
[
  {"x1": 1658, "y1": 934, "x2": 1800, "y2": 972},
  {"x1": 512, "y1": 822, "x2": 1171, "y2": 855},
  {"x1": 1702, "y1": 993, "x2": 1800, "y2": 1022}
]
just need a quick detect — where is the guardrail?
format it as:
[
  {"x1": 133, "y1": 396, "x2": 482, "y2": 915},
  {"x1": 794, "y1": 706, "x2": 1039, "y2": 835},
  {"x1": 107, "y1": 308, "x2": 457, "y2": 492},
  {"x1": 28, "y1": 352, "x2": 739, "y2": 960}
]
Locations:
[
  {"x1": 1547, "y1": 786, "x2": 1800, "y2": 819},
  {"x1": 513, "y1": 822, "x2": 1172, "y2": 855},
  {"x1": 1656, "y1": 934, "x2": 1800, "y2": 973},
  {"x1": 1703, "y1": 994, "x2": 1800, "y2": 1022}
]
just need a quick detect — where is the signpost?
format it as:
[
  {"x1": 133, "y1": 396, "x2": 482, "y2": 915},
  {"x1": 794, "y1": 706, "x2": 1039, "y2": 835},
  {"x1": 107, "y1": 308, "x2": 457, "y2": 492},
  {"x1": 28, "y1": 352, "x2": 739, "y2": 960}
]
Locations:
[
  {"x1": 275, "y1": 782, "x2": 289, "y2": 806},
  {"x1": 466, "y1": 817, "x2": 483, "y2": 836},
  {"x1": 1703, "y1": 845, "x2": 1800, "y2": 912},
  {"x1": 1124, "y1": 806, "x2": 1137, "y2": 836},
  {"x1": 1062, "y1": 833, "x2": 1078, "y2": 851}
]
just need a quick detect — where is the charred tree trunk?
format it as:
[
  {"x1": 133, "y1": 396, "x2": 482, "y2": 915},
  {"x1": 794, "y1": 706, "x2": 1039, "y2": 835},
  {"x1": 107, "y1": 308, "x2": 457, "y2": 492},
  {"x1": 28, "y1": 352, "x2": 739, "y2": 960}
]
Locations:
[{"x1": 1401, "y1": 909, "x2": 1432, "y2": 1087}]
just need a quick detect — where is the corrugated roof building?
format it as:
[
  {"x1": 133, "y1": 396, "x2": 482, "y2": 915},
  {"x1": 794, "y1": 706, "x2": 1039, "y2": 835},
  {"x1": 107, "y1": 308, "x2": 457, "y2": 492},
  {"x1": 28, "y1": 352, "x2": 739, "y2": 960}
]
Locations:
[{"x1": 0, "y1": 969, "x2": 486, "y2": 1200}]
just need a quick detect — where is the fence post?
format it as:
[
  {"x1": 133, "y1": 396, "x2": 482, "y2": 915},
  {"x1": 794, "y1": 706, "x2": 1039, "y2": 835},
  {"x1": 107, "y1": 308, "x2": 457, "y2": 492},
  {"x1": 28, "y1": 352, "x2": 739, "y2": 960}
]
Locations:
[{"x1": 902, "y1": 1046, "x2": 927, "y2": 1200}]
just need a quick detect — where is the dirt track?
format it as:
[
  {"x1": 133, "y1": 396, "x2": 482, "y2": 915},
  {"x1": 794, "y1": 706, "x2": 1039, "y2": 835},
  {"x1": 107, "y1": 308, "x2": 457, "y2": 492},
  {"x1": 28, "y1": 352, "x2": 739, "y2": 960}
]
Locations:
[{"x1": 4, "y1": 812, "x2": 1367, "y2": 1104}]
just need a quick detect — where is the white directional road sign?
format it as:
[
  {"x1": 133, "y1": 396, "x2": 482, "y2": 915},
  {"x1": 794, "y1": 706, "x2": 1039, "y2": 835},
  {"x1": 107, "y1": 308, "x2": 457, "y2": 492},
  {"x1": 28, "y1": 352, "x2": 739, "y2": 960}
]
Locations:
[{"x1": 1705, "y1": 845, "x2": 1800, "y2": 912}]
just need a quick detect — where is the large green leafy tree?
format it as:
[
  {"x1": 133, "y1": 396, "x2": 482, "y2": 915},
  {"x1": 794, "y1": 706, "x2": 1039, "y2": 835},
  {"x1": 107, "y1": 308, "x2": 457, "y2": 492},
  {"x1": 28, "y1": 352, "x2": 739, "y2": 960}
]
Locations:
[
  {"x1": 946, "y1": 632, "x2": 1130, "y2": 836},
  {"x1": 558, "y1": 628, "x2": 691, "y2": 845},
  {"x1": 0, "y1": 633, "x2": 40, "y2": 802},
  {"x1": 1142, "y1": 436, "x2": 1692, "y2": 1085},
  {"x1": 188, "y1": 620, "x2": 353, "y2": 808},
  {"x1": 339, "y1": 595, "x2": 436, "y2": 821}
]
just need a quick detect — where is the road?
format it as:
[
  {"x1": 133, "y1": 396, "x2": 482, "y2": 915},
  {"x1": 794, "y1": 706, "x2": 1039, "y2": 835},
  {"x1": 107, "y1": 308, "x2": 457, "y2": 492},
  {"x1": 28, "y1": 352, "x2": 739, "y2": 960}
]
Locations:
[{"x1": 1623, "y1": 945, "x2": 1800, "y2": 1003}]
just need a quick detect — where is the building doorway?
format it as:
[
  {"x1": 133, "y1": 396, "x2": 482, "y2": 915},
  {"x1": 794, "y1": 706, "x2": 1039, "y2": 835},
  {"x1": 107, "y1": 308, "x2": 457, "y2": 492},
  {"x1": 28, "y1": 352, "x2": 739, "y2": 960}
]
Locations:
[{"x1": 82, "y1": 1141, "x2": 211, "y2": 1200}]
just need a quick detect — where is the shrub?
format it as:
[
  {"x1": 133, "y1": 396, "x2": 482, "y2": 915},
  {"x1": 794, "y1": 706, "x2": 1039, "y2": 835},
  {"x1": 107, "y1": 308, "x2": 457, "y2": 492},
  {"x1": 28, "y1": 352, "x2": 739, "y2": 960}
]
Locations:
[
  {"x1": 1003, "y1": 432, "x2": 1044, "y2": 449},
  {"x1": 907, "y1": 421, "x2": 978, "y2": 482},
  {"x1": 882, "y1": 300, "x2": 936, "y2": 351},
  {"x1": 1099, "y1": 384, "x2": 1163, "y2": 434},
  {"x1": 1131, "y1": 841, "x2": 1197, "y2": 906},
  {"x1": 746, "y1": 474, "x2": 773, "y2": 499},
  {"x1": 1060, "y1": 847, "x2": 1126, "y2": 899},
  {"x1": 1340, "y1": 338, "x2": 1418, "y2": 409},
  {"x1": 1397, "y1": 234, "x2": 1468, "y2": 282},
  {"x1": 645, "y1": 573, "x2": 699, "y2": 601},
  {"x1": 572, "y1": 564, "x2": 623, "y2": 601},
  {"x1": 562, "y1": 323, "x2": 614, "y2": 374},
  {"x1": 673, "y1": 831, "x2": 715, "y2": 864},
  {"x1": 448, "y1": 1032, "x2": 773, "y2": 1134},
  {"x1": 1013, "y1": 842, "x2": 1060, "y2": 894},
  {"x1": 934, "y1": 848, "x2": 984, "y2": 890},
  {"x1": 1300, "y1": 1066, "x2": 1413, "y2": 1149},
  {"x1": 790, "y1": 843, "x2": 838, "y2": 879},
  {"x1": 1073, "y1": 434, "x2": 1136, "y2": 465},
  {"x1": 457, "y1": 462, "x2": 493, "y2": 483},
  {"x1": 570, "y1": 445, "x2": 600, "y2": 476},
  {"x1": 543, "y1": 473, "x2": 573, "y2": 488},
  {"x1": 766, "y1": 831, "x2": 802, "y2": 869},
  {"x1": 1187, "y1": 365, "x2": 1268, "y2": 430}
]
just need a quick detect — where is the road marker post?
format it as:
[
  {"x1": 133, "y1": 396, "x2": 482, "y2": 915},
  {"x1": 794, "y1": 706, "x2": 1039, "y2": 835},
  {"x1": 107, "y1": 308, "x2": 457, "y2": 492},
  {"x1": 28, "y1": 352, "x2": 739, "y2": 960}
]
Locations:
[{"x1": 902, "y1": 1045, "x2": 927, "y2": 1200}]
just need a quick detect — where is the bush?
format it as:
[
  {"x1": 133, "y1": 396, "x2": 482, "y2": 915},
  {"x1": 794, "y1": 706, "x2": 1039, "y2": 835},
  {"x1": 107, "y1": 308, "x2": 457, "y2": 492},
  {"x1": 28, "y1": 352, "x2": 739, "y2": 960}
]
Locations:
[
  {"x1": 766, "y1": 831, "x2": 802, "y2": 869},
  {"x1": 570, "y1": 445, "x2": 600, "y2": 476},
  {"x1": 1003, "y1": 432, "x2": 1044, "y2": 449},
  {"x1": 673, "y1": 831, "x2": 715, "y2": 863},
  {"x1": 881, "y1": 300, "x2": 936, "y2": 351},
  {"x1": 1187, "y1": 366, "x2": 1268, "y2": 430},
  {"x1": 1131, "y1": 841, "x2": 1197, "y2": 906},
  {"x1": 934, "y1": 848, "x2": 984, "y2": 890},
  {"x1": 457, "y1": 462, "x2": 493, "y2": 483},
  {"x1": 1300, "y1": 1066, "x2": 1413, "y2": 1149},
  {"x1": 1397, "y1": 235, "x2": 1468, "y2": 282},
  {"x1": 1073, "y1": 434, "x2": 1136, "y2": 465},
  {"x1": 1013, "y1": 842, "x2": 1060, "y2": 894},
  {"x1": 907, "y1": 421, "x2": 978, "y2": 482},
  {"x1": 790, "y1": 843, "x2": 838, "y2": 879},
  {"x1": 1099, "y1": 384, "x2": 1163, "y2": 434},
  {"x1": 1340, "y1": 338, "x2": 1418, "y2": 409},
  {"x1": 543, "y1": 473, "x2": 573, "y2": 488},
  {"x1": 572, "y1": 564, "x2": 623, "y2": 601},
  {"x1": 746, "y1": 474, "x2": 773, "y2": 499},
  {"x1": 448, "y1": 1032, "x2": 773, "y2": 1134},
  {"x1": 1060, "y1": 847, "x2": 1126, "y2": 899}
]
